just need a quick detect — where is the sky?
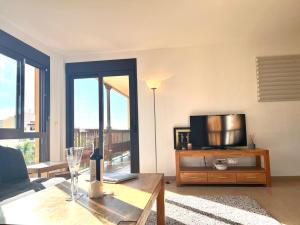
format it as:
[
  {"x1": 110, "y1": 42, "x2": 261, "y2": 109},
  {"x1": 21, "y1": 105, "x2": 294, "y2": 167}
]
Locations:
[
  {"x1": 0, "y1": 53, "x2": 17, "y2": 122},
  {"x1": 74, "y1": 78, "x2": 129, "y2": 130},
  {"x1": 0, "y1": 53, "x2": 36, "y2": 125}
]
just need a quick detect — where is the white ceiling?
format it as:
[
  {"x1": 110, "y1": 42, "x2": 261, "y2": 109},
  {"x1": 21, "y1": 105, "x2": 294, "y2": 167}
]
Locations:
[{"x1": 1, "y1": 0, "x2": 300, "y2": 55}]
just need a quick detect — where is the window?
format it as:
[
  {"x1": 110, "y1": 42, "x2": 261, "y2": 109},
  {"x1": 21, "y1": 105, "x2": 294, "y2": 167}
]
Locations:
[
  {"x1": 0, "y1": 53, "x2": 18, "y2": 128},
  {"x1": 24, "y1": 63, "x2": 40, "y2": 132},
  {"x1": 0, "y1": 30, "x2": 50, "y2": 164},
  {"x1": 110, "y1": 88, "x2": 129, "y2": 130},
  {"x1": 0, "y1": 139, "x2": 40, "y2": 164},
  {"x1": 66, "y1": 59, "x2": 139, "y2": 173}
]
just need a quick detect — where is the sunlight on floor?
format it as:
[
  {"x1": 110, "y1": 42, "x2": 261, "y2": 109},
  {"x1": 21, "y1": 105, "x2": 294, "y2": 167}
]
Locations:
[
  {"x1": 104, "y1": 153, "x2": 130, "y2": 174},
  {"x1": 149, "y1": 191, "x2": 281, "y2": 225}
]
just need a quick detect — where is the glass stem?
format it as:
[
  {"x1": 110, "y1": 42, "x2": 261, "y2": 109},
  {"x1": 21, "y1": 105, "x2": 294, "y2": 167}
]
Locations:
[
  {"x1": 75, "y1": 171, "x2": 78, "y2": 195},
  {"x1": 70, "y1": 172, "x2": 75, "y2": 200}
]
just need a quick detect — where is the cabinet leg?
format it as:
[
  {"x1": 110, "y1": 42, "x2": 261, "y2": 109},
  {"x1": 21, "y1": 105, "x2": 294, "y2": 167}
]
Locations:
[
  {"x1": 256, "y1": 155, "x2": 261, "y2": 168},
  {"x1": 264, "y1": 152, "x2": 272, "y2": 187}
]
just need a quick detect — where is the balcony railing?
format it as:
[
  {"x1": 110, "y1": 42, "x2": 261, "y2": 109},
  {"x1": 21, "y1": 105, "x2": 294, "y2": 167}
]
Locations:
[{"x1": 73, "y1": 128, "x2": 130, "y2": 168}]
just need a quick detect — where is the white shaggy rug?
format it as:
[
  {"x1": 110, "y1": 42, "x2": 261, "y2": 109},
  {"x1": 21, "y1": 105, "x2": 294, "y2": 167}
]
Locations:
[{"x1": 146, "y1": 192, "x2": 281, "y2": 225}]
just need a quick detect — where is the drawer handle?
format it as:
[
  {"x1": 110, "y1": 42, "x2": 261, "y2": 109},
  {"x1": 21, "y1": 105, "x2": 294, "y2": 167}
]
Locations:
[
  {"x1": 247, "y1": 176, "x2": 257, "y2": 179},
  {"x1": 218, "y1": 176, "x2": 228, "y2": 179}
]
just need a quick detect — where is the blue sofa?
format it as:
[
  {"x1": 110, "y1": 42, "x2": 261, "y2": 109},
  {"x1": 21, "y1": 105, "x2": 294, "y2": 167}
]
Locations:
[{"x1": 0, "y1": 146, "x2": 64, "y2": 203}]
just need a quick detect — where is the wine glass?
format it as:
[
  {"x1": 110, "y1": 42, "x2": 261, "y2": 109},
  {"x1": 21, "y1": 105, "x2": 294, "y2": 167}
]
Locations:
[{"x1": 65, "y1": 147, "x2": 84, "y2": 201}]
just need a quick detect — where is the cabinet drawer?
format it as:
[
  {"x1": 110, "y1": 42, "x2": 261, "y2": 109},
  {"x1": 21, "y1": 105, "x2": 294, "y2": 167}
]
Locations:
[
  {"x1": 208, "y1": 173, "x2": 236, "y2": 183},
  {"x1": 237, "y1": 173, "x2": 266, "y2": 184},
  {"x1": 180, "y1": 172, "x2": 207, "y2": 183}
]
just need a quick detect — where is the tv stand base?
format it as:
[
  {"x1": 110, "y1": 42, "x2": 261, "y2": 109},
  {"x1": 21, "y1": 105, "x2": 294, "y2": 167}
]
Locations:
[{"x1": 175, "y1": 148, "x2": 271, "y2": 187}]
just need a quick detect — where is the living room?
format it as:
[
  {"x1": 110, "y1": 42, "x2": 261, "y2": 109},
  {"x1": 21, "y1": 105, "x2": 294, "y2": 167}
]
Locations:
[{"x1": 0, "y1": 1, "x2": 300, "y2": 225}]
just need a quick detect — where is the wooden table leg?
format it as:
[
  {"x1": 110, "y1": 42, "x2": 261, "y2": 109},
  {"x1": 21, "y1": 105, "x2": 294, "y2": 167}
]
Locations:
[{"x1": 157, "y1": 176, "x2": 165, "y2": 225}]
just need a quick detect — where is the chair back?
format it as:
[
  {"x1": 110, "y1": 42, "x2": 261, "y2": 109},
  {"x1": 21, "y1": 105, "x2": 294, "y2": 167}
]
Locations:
[{"x1": 0, "y1": 146, "x2": 29, "y2": 183}]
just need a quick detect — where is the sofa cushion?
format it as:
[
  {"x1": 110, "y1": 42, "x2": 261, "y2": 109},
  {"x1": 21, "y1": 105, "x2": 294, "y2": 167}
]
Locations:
[{"x1": 0, "y1": 146, "x2": 29, "y2": 183}]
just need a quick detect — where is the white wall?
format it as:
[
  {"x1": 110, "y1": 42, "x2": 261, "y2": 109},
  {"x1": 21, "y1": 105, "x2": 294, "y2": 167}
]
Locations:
[
  {"x1": 0, "y1": 22, "x2": 65, "y2": 161},
  {"x1": 66, "y1": 40, "x2": 300, "y2": 176},
  {"x1": 2, "y1": 18, "x2": 300, "y2": 176}
]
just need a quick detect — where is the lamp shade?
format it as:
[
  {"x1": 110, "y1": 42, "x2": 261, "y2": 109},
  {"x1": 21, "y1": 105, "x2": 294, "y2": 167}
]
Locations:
[{"x1": 146, "y1": 80, "x2": 161, "y2": 89}]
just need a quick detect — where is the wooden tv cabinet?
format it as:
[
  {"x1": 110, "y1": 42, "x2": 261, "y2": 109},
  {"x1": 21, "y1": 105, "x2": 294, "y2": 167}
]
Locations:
[{"x1": 175, "y1": 148, "x2": 271, "y2": 187}]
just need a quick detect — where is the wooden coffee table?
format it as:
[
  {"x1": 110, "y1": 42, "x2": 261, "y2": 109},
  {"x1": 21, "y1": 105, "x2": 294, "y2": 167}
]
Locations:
[
  {"x1": 27, "y1": 161, "x2": 69, "y2": 178},
  {"x1": 0, "y1": 173, "x2": 165, "y2": 225}
]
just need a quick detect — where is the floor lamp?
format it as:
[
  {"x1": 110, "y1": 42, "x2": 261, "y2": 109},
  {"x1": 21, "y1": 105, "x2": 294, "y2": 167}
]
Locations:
[{"x1": 146, "y1": 80, "x2": 161, "y2": 173}]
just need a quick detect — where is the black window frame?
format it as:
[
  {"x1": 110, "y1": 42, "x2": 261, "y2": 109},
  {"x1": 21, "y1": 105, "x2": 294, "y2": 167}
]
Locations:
[
  {"x1": 0, "y1": 30, "x2": 50, "y2": 162},
  {"x1": 65, "y1": 59, "x2": 139, "y2": 173}
]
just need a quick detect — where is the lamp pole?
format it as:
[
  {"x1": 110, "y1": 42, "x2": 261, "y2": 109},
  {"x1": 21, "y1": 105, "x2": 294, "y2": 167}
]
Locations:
[
  {"x1": 148, "y1": 81, "x2": 169, "y2": 183},
  {"x1": 152, "y1": 87, "x2": 158, "y2": 173},
  {"x1": 146, "y1": 80, "x2": 160, "y2": 173}
]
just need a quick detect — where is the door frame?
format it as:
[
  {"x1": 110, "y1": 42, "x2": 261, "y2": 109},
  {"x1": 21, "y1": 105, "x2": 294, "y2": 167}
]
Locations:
[{"x1": 65, "y1": 59, "x2": 139, "y2": 173}]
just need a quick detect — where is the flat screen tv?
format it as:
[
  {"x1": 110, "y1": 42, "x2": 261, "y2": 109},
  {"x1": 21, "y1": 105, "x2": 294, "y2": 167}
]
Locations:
[{"x1": 190, "y1": 114, "x2": 247, "y2": 149}]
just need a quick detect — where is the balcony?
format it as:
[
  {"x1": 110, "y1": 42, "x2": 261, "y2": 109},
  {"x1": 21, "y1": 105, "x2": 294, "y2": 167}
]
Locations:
[{"x1": 74, "y1": 128, "x2": 130, "y2": 173}]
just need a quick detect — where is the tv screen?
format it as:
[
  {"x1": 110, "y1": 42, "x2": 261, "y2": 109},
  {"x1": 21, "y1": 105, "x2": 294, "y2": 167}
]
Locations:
[{"x1": 190, "y1": 114, "x2": 247, "y2": 148}]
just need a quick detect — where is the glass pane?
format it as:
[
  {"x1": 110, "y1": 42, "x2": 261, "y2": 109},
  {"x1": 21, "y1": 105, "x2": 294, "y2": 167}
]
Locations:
[
  {"x1": 74, "y1": 78, "x2": 99, "y2": 169},
  {"x1": 0, "y1": 53, "x2": 17, "y2": 128},
  {"x1": 103, "y1": 76, "x2": 130, "y2": 173},
  {"x1": 0, "y1": 139, "x2": 40, "y2": 165},
  {"x1": 110, "y1": 89, "x2": 130, "y2": 129},
  {"x1": 24, "y1": 64, "x2": 40, "y2": 132}
]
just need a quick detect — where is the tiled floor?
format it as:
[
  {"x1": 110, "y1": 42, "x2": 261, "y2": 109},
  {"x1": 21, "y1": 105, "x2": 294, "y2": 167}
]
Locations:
[{"x1": 165, "y1": 177, "x2": 300, "y2": 225}]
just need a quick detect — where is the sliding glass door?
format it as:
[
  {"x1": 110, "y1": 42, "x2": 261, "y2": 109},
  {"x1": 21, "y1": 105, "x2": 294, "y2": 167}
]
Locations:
[
  {"x1": 73, "y1": 77, "x2": 100, "y2": 169},
  {"x1": 66, "y1": 59, "x2": 139, "y2": 173},
  {"x1": 103, "y1": 75, "x2": 131, "y2": 173}
]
